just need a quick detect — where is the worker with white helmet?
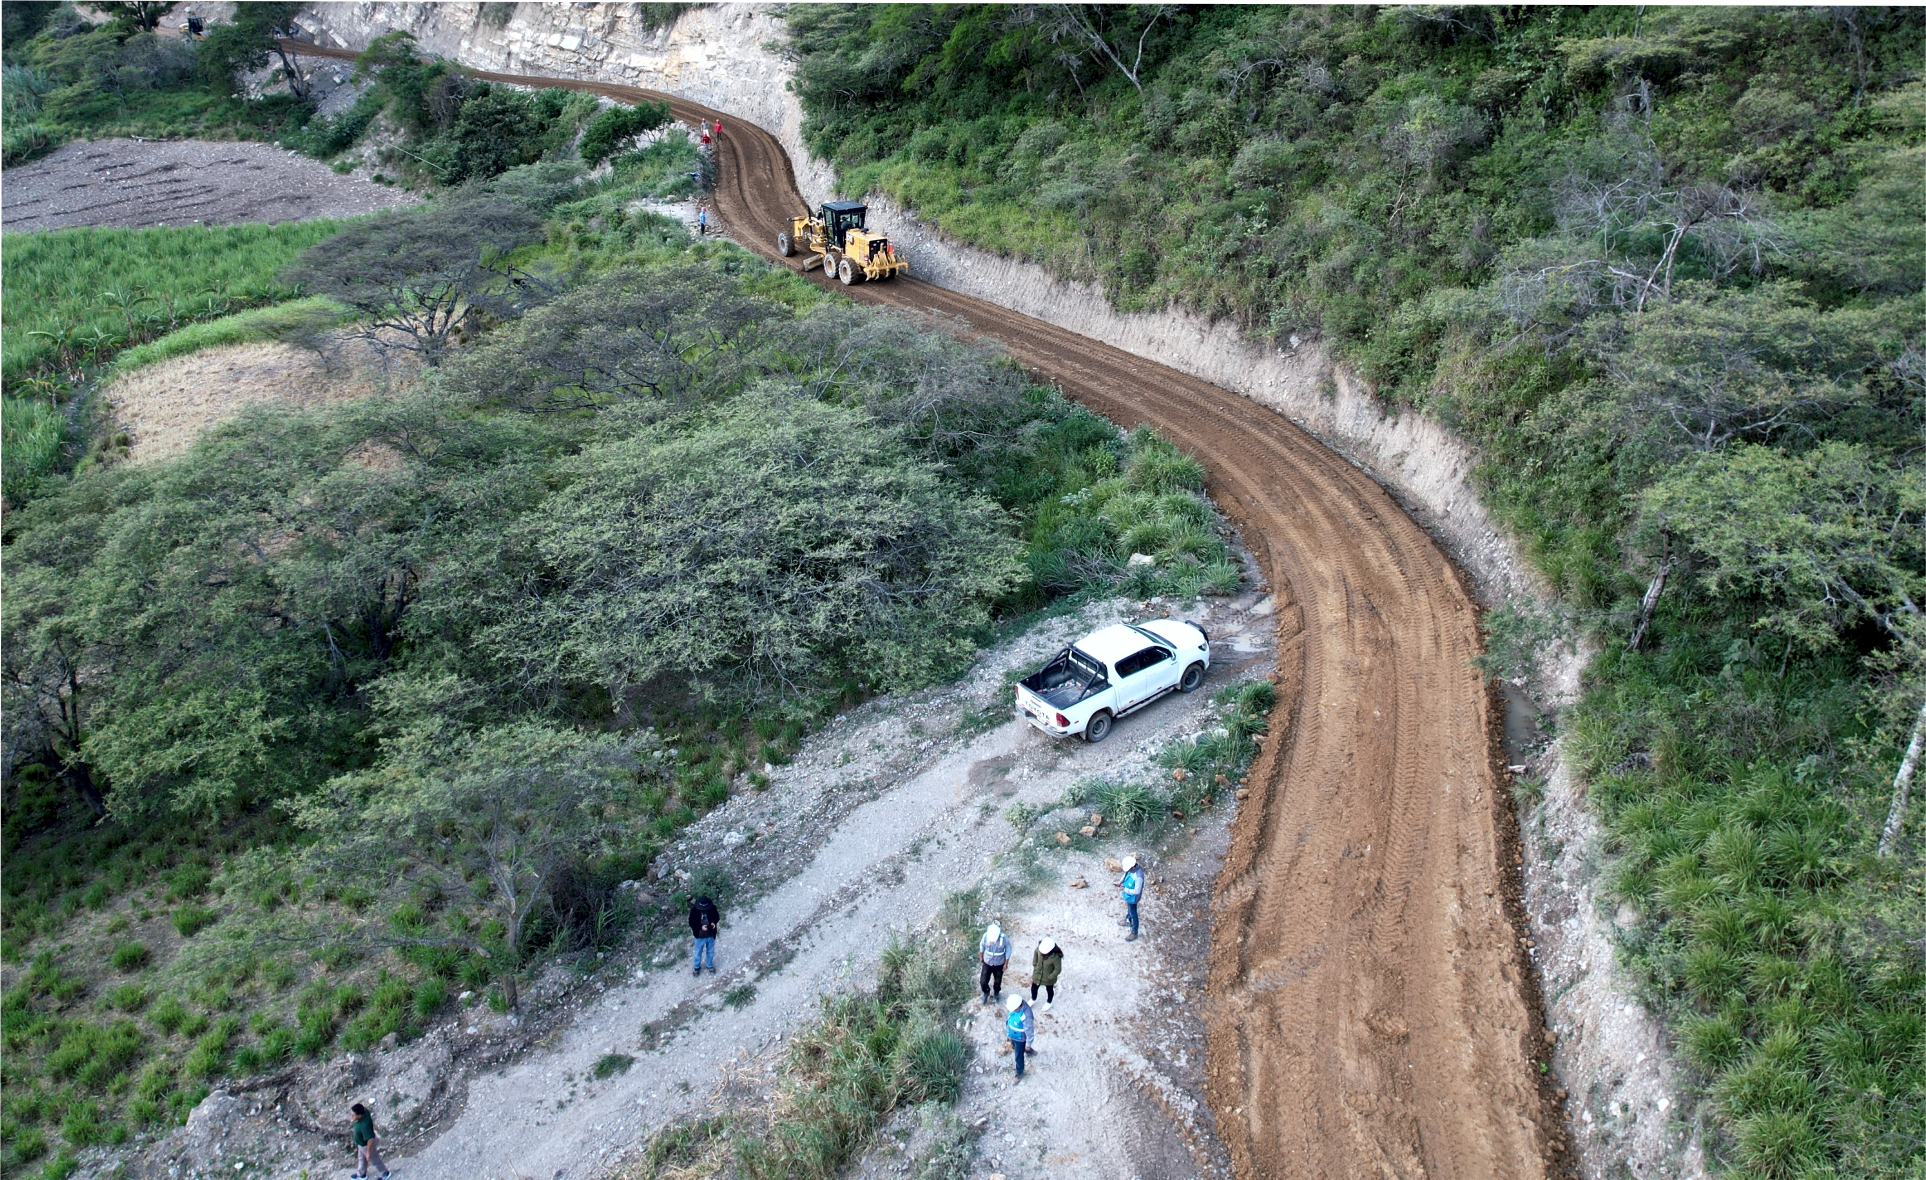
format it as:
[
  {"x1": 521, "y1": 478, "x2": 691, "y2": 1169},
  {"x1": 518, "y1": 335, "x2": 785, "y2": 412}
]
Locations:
[
  {"x1": 978, "y1": 922, "x2": 1011, "y2": 1004},
  {"x1": 1005, "y1": 992, "x2": 1036, "y2": 1082},
  {"x1": 1030, "y1": 937, "x2": 1063, "y2": 1010},
  {"x1": 1118, "y1": 855, "x2": 1145, "y2": 941}
]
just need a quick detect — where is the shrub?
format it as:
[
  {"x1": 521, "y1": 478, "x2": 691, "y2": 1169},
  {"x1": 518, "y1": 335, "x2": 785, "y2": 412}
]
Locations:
[
  {"x1": 592, "y1": 1053, "x2": 635, "y2": 1079},
  {"x1": 579, "y1": 99, "x2": 672, "y2": 168},
  {"x1": 109, "y1": 942, "x2": 150, "y2": 972},
  {"x1": 170, "y1": 905, "x2": 215, "y2": 938}
]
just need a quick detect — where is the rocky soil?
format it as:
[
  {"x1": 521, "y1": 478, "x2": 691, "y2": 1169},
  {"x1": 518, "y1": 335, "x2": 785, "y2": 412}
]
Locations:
[{"x1": 0, "y1": 139, "x2": 415, "y2": 232}]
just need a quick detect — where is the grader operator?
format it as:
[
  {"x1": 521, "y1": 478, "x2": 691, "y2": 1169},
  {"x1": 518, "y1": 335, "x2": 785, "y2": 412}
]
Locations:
[{"x1": 776, "y1": 200, "x2": 909, "y2": 285}]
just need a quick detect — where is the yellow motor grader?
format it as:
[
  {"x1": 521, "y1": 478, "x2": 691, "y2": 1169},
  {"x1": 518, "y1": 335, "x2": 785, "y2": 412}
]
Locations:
[{"x1": 776, "y1": 200, "x2": 909, "y2": 285}]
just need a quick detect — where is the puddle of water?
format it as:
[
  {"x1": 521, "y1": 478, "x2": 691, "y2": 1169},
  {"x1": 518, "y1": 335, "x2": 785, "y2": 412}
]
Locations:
[{"x1": 1499, "y1": 680, "x2": 1542, "y2": 764}]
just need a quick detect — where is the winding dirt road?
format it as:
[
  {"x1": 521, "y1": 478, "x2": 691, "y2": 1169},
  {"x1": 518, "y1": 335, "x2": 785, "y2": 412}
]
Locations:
[{"x1": 305, "y1": 44, "x2": 1564, "y2": 1180}]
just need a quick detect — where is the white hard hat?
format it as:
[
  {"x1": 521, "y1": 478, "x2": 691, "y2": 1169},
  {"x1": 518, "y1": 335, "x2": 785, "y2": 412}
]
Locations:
[
  {"x1": 1007, "y1": 993, "x2": 1024, "y2": 1012},
  {"x1": 1122, "y1": 856, "x2": 1138, "y2": 871},
  {"x1": 985, "y1": 923, "x2": 1001, "y2": 941},
  {"x1": 1038, "y1": 937, "x2": 1056, "y2": 954}
]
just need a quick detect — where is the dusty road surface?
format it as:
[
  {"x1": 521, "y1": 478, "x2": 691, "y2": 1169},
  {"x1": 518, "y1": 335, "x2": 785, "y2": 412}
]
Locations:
[
  {"x1": 0, "y1": 138, "x2": 415, "y2": 231},
  {"x1": 313, "y1": 43, "x2": 1565, "y2": 1180}
]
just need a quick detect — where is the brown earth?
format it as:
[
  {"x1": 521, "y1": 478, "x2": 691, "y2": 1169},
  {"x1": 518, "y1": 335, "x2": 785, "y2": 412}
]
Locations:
[
  {"x1": 0, "y1": 137, "x2": 416, "y2": 232},
  {"x1": 106, "y1": 338, "x2": 392, "y2": 465},
  {"x1": 300, "y1": 44, "x2": 1569, "y2": 1180}
]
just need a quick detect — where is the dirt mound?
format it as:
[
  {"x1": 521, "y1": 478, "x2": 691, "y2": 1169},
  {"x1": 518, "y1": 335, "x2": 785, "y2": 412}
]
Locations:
[
  {"x1": 106, "y1": 340, "x2": 384, "y2": 464},
  {"x1": 1, "y1": 138, "x2": 416, "y2": 232}
]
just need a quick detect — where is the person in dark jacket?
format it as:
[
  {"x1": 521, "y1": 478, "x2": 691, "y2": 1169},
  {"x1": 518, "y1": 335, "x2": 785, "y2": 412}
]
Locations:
[
  {"x1": 689, "y1": 895, "x2": 720, "y2": 975},
  {"x1": 1030, "y1": 937, "x2": 1063, "y2": 1009}
]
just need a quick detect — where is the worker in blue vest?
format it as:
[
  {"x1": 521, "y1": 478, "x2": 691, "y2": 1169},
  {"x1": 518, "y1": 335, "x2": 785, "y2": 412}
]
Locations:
[
  {"x1": 1118, "y1": 855, "x2": 1145, "y2": 941},
  {"x1": 1005, "y1": 993, "x2": 1035, "y2": 1082}
]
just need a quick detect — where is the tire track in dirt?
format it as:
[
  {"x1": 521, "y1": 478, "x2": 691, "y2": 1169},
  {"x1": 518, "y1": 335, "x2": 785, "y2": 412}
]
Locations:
[{"x1": 295, "y1": 44, "x2": 1563, "y2": 1180}]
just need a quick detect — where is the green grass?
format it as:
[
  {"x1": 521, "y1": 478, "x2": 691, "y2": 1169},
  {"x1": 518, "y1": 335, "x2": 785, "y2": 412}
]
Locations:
[
  {"x1": 1057, "y1": 679, "x2": 1274, "y2": 836},
  {"x1": 107, "y1": 297, "x2": 354, "y2": 377},
  {"x1": 593, "y1": 1052, "x2": 635, "y2": 1079},
  {"x1": 1571, "y1": 625, "x2": 1926, "y2": 1178},
  {"x1": 1, "y1": 397, "x2": 65, "y2": 502},
  {"x1": 607, "y1": 136, "x2": 702, "y2": 200},
  {"x1": 636, "y1": 933, "x2": 973, "y2": 1180},
  {"x1": 1, "y1": 221, "x2": 346, "y2": 390}
]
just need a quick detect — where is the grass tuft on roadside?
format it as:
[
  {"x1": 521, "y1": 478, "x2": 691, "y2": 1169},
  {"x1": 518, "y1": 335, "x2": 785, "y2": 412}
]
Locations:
[{"x1": 624, "y1": 932, "x2": 974, "y2": 1180}]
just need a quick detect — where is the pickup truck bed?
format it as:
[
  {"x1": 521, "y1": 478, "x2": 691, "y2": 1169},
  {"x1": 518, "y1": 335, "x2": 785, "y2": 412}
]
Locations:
[{"x1": 1019, "y1": 647, "x2": 1109, "y2": 709}]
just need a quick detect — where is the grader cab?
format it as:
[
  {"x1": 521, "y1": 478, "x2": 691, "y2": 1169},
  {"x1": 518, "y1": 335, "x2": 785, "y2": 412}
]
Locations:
[{"x1": 775, "y1": 200, "x2": 909, "y2": 285}]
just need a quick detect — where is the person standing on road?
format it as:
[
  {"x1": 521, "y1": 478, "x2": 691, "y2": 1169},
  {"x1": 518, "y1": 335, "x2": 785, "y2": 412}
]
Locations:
[
  {"x1": 689, "y1": 894, "x2": 720, "y2": 975},
  {"x1": 979, "y1": 922, "x2": 1010, "y2": 1003},
  {"x1": 1118, "y1": 856, "x2": 1145, "y2": 941},
  {"x1": 697, "y1": 202, "x2": 708, "y2": 236},
  {"x1": 348, "y1": 1102, "x2": 391, "y2": 1180},
  {"x1": 1030, "y1": 937, "x2": 1063, "y2": 1009},
  {"x1": 1006, "y1": 993, "x2": 1035, "y2": 1082}
]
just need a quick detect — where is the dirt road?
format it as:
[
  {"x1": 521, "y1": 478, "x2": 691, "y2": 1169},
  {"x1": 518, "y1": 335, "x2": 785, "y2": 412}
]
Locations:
[{"x1": 299, "y1": 44, "x2": 1564, "y2": 1180}]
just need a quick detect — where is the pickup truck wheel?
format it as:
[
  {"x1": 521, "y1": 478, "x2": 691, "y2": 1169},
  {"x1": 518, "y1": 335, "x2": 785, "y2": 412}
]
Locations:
[
  {"x1": 1179, "y1": 662, "x2": 1206, "y2": 693},
  {"x1": 1083, "y1": 711, "x2": 1114, "y2": 743}
]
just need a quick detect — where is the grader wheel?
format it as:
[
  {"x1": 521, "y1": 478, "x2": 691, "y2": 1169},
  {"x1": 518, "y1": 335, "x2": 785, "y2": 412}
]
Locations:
[
  {"x1": 776, "y1": 231, "x2": 794, "y2": 257},
  {"x1": 838, "y1": 257, "x2": 860, "y2": 285}
]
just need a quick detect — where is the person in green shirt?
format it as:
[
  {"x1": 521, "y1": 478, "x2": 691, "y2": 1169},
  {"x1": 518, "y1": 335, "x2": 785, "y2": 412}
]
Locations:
[{"x1": 349, "y1": 1102, "x2": 391, "y2": 1180}]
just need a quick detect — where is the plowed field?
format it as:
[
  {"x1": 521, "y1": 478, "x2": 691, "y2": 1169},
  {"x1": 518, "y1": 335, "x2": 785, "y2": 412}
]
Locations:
[{"x1": 301, "y1": 44, "x2": 1565, "y2": 1180}]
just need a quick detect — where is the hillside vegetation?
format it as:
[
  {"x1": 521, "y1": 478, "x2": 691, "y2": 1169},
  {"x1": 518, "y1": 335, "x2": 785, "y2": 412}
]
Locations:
[
  {"x1": 787, "y1": 6, "x2": 1925, "y2": 1177},
  {"x1": 2, "y1": 22, "x2": 1248, "y2": 1176}
]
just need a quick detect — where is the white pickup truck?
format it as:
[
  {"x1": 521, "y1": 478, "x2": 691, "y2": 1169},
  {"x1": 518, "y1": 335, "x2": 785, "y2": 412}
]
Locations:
[{"x1": 1015, "y1": 620, "x2": 1211, "y2": 743}]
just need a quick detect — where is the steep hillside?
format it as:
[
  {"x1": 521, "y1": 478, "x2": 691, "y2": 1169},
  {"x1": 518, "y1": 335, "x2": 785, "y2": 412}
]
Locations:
[{"x1": 786, "y1": 6, "x2": 1926, "y2": 1178}]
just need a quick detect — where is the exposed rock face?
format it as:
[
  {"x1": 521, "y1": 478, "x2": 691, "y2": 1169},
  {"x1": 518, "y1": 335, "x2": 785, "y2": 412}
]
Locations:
[{"x1": 299, "y1": 2, "x2": 838, "y2": 205}]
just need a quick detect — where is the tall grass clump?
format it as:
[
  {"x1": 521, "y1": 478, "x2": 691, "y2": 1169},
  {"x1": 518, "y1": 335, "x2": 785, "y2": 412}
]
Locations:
[
  {"x1": 630, "y1": 934, "x2": 973, "y2": 1180},
  {"x1": 2, "y1": 397, "x2": 64, "y2": 502},
  {"x1": 2, "y1": 221, "x2": 343, "y2": 389},
  {"x1": 1578, "y1": 626, "x2": 1926, "y2": 1176},
  {"x1": 1066, "y1": 679, "x2": 1274, "y2": 832}
]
